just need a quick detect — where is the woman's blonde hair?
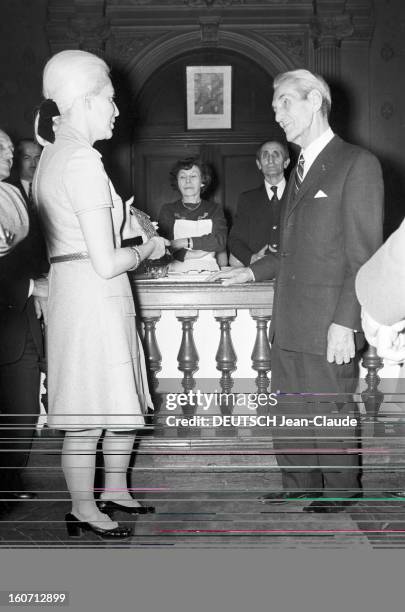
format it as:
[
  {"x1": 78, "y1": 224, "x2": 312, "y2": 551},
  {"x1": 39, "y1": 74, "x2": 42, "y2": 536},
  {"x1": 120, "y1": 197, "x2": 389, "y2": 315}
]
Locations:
[{"x1": 43, "y1": 49, "x2": 111, "y2": 114}]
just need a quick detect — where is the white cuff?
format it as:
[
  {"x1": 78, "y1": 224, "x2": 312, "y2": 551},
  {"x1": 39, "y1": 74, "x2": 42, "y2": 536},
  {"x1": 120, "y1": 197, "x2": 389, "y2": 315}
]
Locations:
[{"x1": 28, "y1": 279, "x2": 34, "y2": 297}]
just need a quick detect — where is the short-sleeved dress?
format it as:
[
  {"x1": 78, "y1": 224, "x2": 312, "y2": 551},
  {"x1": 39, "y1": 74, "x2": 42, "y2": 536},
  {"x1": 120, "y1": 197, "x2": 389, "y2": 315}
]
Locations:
[{"x1": 33, "y1": 124, "x2": 152, "y2": 430}]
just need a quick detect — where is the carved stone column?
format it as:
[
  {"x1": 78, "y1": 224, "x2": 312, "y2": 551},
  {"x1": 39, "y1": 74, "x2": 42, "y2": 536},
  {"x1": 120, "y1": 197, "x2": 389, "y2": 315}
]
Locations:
[{"x1": 310, "y1": 13, "x2": 354, "y2": 79}]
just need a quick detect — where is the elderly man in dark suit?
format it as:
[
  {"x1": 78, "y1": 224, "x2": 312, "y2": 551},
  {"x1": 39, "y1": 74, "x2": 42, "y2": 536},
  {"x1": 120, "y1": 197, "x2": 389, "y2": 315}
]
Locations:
[
  {"x1": 213, "y1": 69, "x2": 384, "y2": 512},
  {"x1": 229, "y1": 140, "x2": 290, "y2": 267},
  {"x1": 0, "y1": 134, "x2": 48, "y2": 500}
]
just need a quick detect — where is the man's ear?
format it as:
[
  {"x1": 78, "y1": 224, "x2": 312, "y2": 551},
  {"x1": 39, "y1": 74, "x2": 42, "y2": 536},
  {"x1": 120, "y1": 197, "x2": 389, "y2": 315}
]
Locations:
[
  {"x1": 308, "y1": 89, "x2": 322, "y2": 113},
  {"x1": 284, "y1": 157, "x2": 290, "y2": 170},
  {"x1": 255, "y1": 159, "x2": 262, "y2": 172}
]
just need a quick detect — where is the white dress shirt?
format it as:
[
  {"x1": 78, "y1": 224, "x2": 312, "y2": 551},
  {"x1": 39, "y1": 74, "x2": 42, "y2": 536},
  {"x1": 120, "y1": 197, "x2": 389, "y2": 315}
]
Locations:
[
  {"x1": 20, "y1": 178, "x2": 31, "y2": 198},
  {"x1": 300, "y1": 127, "x2": 334, "y2": 178},
  {"x1": 20, "y1": 178, "x2": 35, "y2": 296},
  {"x1": 264, "y1": 176, "x2": 286, "y2": 201}
]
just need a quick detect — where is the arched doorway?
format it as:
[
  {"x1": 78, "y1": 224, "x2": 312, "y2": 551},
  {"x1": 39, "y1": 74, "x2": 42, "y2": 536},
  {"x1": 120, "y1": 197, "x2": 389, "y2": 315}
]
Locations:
[{"x1": 128, "y1": 47, "x2": 288, "y2": 223}]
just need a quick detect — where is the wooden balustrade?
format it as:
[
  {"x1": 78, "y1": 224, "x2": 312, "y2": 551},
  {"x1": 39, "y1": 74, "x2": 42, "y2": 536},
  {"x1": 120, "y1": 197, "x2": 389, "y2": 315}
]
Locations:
[
  {"x1": 131, "y1": 277, "x2": 274, "y2": 394},
  {"x1": 130, "y1": 277, "x2": 384, "y2": 421}
]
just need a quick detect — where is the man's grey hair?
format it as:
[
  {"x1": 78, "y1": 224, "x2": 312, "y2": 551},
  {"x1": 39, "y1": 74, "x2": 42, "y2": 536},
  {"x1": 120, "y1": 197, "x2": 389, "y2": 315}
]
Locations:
[
  {"x1": 256, "y1": 140, "x2": 289, "y2": 162},
  {"x1": 273, "y1": 69, "x2": 331, "y2": 117}
]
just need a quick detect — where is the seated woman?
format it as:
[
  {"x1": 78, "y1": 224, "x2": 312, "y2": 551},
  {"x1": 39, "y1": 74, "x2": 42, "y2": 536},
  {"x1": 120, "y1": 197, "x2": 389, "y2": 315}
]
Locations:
[{"x1": 158, "y1": 158, "x2": 227, "y2": 272}]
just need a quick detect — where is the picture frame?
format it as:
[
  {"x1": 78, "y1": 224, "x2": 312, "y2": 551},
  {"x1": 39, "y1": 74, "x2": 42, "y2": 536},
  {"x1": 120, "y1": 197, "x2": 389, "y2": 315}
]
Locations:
[{"x1": 186, "y1": 65, "x2": 232, "y2": 130}]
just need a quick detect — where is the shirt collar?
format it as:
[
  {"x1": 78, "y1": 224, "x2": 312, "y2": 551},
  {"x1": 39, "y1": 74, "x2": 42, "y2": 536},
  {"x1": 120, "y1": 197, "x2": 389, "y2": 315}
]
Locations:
[
  {"x1": 300, "y1": 127, "x2": 334, "y2": 177},
  {"x1": 264, "y1": 176, "x2": 286, "y2": 200}
]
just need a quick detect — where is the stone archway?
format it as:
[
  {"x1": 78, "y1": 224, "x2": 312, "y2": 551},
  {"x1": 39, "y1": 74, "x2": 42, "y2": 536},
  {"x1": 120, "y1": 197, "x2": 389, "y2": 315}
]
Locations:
[{"x1": 123, "y1": 29, "x2": 301, "y2": 100}]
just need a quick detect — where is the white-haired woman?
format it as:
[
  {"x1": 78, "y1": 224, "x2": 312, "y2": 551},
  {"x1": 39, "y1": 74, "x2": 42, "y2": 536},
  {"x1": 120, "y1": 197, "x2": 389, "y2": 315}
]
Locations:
[{"x1": 34, "y1": 50, "x2": 168, "y2": 539}]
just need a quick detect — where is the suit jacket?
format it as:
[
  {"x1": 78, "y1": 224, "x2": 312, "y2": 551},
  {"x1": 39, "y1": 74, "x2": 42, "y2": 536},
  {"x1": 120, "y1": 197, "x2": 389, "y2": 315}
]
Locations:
[
  {"x1": 356, "y1": 217, "x2": 405, "y2": 326},
  {"x1": 228, "y1": 185, "x2": 284, "y2": 266},
  {"x1": 251, "y1": 135, "x2": 384, "y2": 356},
  {"x1": 0, "y1": 180, "x2": 48, "y2": 365}
]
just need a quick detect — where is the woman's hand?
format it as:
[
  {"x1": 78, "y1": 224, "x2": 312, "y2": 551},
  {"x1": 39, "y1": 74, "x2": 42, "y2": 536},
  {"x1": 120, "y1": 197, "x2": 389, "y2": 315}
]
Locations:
[
  {"x1": 148, "y1": 236, "x2": 169, "y2": 260},
  {"x1": 0, "y1": 223, "x2": 15, "y2": 253},
  {"x1": 171, "y1": 238, "x2": 188, "y2": 251}
]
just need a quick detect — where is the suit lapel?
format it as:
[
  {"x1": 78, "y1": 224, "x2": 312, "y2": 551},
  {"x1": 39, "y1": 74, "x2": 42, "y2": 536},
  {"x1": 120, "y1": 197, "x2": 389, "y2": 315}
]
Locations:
[
  {"x1": 285, "y1": 135, "x2": 342, "y2": 219},
  {"x1": 257, "y1": 184, "x2": 269, "y2": 206}
]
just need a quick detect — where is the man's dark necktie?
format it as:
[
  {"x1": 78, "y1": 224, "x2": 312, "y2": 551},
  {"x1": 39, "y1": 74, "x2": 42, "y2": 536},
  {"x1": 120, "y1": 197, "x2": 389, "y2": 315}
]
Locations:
[
  {"x1": 270, "y1": 184, "x2": 280, "y2": 216},
  {"x1": 28, "y1": 183, "x2": 34, "y2": 207},
  {"x1": 28, "y1": 181, "x2": 33, "y2": 204},
  {"x1": 294, "y1": 152, "x2": 305, "y2": 192}
]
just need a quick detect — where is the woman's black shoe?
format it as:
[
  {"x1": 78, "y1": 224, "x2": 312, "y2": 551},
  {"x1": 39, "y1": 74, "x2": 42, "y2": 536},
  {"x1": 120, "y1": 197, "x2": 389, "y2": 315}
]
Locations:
[
  {"x1": 97, "y1": 500, "x2": 155, "y2": 515},
  {"x1": 65, "y1": 513, "x2": 133, "y2": 539}
]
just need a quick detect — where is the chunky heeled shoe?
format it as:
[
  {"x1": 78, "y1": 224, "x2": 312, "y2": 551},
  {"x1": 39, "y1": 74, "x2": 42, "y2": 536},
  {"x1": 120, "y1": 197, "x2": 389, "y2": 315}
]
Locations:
[
  {"x1": 65, "y1": 513, "x2": 133, "y2": 539},
  {"x1": 97, "y1": 500, "x2": 155, "y2": 516}
]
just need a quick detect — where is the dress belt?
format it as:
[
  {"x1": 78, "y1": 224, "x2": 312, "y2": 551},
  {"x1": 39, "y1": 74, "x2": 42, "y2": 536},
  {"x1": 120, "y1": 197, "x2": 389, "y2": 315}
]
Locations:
[{"x1": 50, "y1": 252, "x2": 89, "y2": 263}]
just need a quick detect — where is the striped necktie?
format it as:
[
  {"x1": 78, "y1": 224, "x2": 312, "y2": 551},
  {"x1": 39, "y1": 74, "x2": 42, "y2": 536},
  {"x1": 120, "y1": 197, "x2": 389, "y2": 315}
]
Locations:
[
  {"x1": 270, "y1": 185, "x2": 278, "y2": 202},
  {"x1": 294, "y1": 153, "x2": 305, "y2": 192},
  {"x1": 28, "y1": 182, "x2": 33, "y2": 205}
]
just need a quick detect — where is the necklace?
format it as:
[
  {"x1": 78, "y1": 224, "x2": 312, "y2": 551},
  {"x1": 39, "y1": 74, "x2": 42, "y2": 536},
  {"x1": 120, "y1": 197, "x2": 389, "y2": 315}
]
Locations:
[{"x1": 182, "y1": 200, "x2": 201, "y2": 211}]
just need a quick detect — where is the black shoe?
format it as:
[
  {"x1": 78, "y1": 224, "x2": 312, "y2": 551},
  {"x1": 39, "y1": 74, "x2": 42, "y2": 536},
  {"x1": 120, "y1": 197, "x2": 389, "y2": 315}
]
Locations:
[
  {"x1": 8, "y1": 491, "x2": 37, "y2": 500},
  {"x1": 65, "y1": 513, "x2": 132, "y2": 539},
  {"x1": 259, "y1": 491, "x2": 322, "y2": 504},
  {"x1": 381, "y1": 491, "x2": 405, "y2": 499},
  {"x1": 97, "y1": 500, "x2": 155, "y2": 515},
  {"x1": 303, "y1": 496, "x2": 361, "y2": 514}
]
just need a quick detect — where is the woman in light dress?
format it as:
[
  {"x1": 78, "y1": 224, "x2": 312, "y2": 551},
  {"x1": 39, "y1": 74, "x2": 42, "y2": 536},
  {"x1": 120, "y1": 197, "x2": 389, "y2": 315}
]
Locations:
[{"x1": 34, "y1": 50, "x2": 167, "y2": 539}]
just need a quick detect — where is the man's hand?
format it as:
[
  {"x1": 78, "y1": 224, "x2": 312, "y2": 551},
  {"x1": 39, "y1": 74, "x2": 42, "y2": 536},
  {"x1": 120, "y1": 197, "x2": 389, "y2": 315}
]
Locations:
[
  {"x1": 250, "y1": 245, "x2": 269, "y2": 264},
  {"x1": 34, "y1": 297, "x2": 48, "y2": 324},
  {"x1": 327, "y1": 322, "x2": 355, "y2": 364},
  {"x1": 0, "y1": 223, "x2": 15, "y2": 253},
  {"x1": 209, "y1": 267, "x2": 254, "y2": 285},
  {"x1": 32, "y1": 277, "x2": 49, "y2": 323},
  {"x1": 32, "y1": 277, "x2": 48, "y2": 299}
]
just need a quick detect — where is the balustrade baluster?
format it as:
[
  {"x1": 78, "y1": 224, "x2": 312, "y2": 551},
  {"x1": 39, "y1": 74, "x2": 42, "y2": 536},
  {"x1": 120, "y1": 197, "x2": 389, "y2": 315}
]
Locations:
[
  {"x1": 141, "y1": 312, "x2": 163, "y2": 437},
  {"x1": 142, "y1": 312, "x2": 162, "y2": 397},
  {"x1": 250, "y1": 309, "x2": 272, "y2": 415},
  {"x1": 214, "y1": 310, "x2": 237, "y2": 415},
  {"x1": 176, "y1": 311, "x2": 199, "y2": 438},
  {"x1": 361, "y1": 345, "x2": 384, "y2": 438},
  {"x1": 214, "y1": 310, "x2": 237, "y2": 437}
]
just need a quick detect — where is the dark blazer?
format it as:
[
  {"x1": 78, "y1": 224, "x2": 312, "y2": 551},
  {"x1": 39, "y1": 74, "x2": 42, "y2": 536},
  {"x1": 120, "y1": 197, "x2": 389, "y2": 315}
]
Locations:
[
  {"x1": 356, "y1": 217, "x2": 405, "y2": 326},
  {"x1": 251, "y1": 135, "x2": 384, "y2": 356},
  {"x1": 0, "y1": 180, "x2": 48, "y2": 365},
  {"x1": 228, "y1": 185, "x2": 285, "y2": 266}
]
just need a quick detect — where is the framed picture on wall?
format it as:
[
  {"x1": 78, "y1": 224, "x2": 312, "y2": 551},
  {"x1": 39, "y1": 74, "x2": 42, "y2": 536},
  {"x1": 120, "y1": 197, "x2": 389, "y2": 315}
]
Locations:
[{"x1": 186, "y1": 65, "x2": 232, "y2": 129}]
